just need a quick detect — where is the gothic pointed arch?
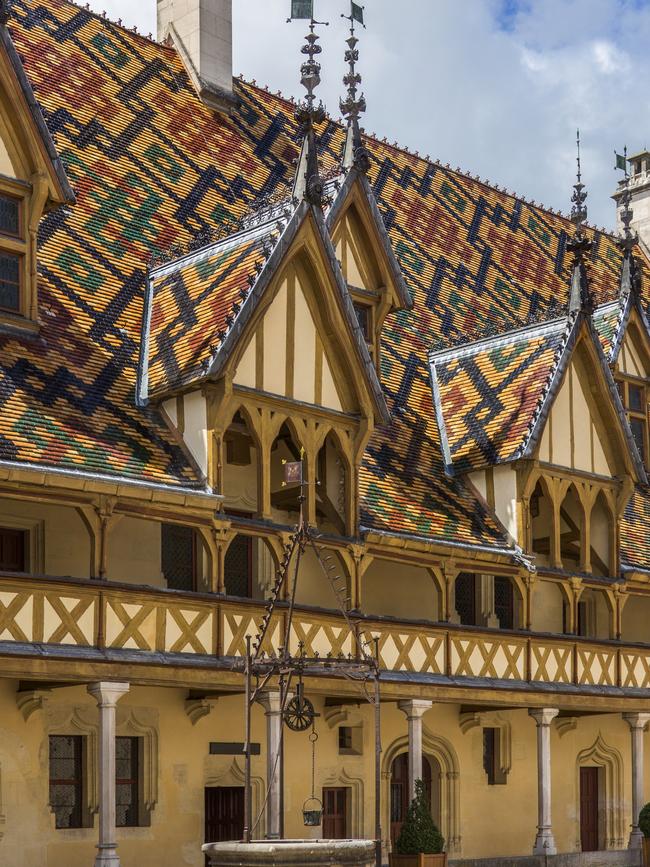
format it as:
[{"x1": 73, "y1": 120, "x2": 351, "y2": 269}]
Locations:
[
  {"x1": 382, "y1": 730, "x2": 461, "y2": 854},
  {"x1": 575, "y1": 733, "x2": 625, "y2": 850}
]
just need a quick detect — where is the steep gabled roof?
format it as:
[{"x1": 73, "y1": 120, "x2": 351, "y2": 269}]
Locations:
[
  {"x1": 2, "y1": 0, "x2": 648, "y2": 551},
  {"x1": 326, "y1": 165, "x2": 412, "y2": 310},
  {"x1": 141, "y1": 196, "x2": 390, "y2": 422},
  {"x1": 143, "y1": 218, "x2": 280, "y2": 399},
  {"x1": 430, "y1": 318, "x2": 568, "y2": 474},
  {"x1": 430, "y1": 309, "x2": 647, "y2": 481},
  {"x1": 0, "y1": 12, "x2": 74, "y2": 204}
]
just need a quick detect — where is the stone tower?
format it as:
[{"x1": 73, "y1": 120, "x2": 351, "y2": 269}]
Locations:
[{"x1": 613, "y1": 150, "x2": 650, "y2": 251}]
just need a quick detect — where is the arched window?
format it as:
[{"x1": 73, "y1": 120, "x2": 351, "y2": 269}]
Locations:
[
  {"x1": 222, "y1": 409, "x2": 259, "y2": 515},
  {"x1": 560, "y1": 484, "x2": 583, "y2": 570},
  {"x1": 590, "y1": 492, "x2": 614, "y2": 578},
  {"x1": 531, "y1": 480, "x2": 553, "y2": 565},
  {"x1": 270, "y1": 421, "x2": 303, "y2": 521},
  {"x1": 316, "y1": 431, "x2": 349, "y2": 535}
]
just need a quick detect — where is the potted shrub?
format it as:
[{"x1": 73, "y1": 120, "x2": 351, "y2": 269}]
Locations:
[
  {"x1": 639, "y1": 803, "x2": 650, "y2": 866},
  {"x1": 390, "y1": 780, "x2": 446, "y2": 867}
]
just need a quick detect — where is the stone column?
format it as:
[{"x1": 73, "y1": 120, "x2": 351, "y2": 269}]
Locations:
[
  {"x1": 479, "y1": 574, "x2": 499, "y2": 628},
  {"x1": 529, "y1": 708, "x2": 559, "y2": 855},
  {"x1": 257, "y1": 691, "x2": 284, "y2": 839},
  {"x1": 623, "y1": 713, "x2": 650, "y2": 850},
  {"x1": 398, "y1": 700, "x2": 433, "y2": 803},
  {"x1": 87, "y1": 682, "x2": 130, "y2": 867}
]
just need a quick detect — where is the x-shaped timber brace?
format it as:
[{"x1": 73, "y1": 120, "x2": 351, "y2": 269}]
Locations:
[{"x1": 240, "y1": 456, "x2": 382, "y2": 867}]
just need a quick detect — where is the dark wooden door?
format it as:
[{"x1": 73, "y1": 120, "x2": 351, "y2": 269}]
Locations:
[
  {"x1": 205, "y1": 787, "x2": 244, "y2": 845},
  {"x1": 322, "y1": 787, "x2": 348, "y2": 839},
  {"x1": 580, "y1": 767, "x2": 599, "y2": 852},
  {"x1": 0, "y1": 527, "x2": 26, "y2": 572},
  {"x1": 390, "y1": 754, "x2": 431, "y2": 845}
]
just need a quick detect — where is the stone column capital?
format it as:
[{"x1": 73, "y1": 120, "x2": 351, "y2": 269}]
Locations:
[
  {"x1": 529, "y1": 707, "x2": 559, "y2": 727},
  {"x1": 256, "y1": 690, "x2": 289, "y2": 716},
  {"x1": 87, "y1": 681, "x2": 130, "y2": 708},
  {"x1": 623, "y1": 712, "x2": 650, "y2": 731},
  {"x1": 397, "y1": 699, "x2": 433, "y2": 721}
]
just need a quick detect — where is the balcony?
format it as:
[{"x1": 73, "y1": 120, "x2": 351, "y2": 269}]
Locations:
[{"x1": 2, "y1": 571, "x2": 650, "y2": 697}]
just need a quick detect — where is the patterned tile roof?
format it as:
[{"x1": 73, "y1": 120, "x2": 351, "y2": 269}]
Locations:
[
  {"x1": 145, "y1": 222, "x2": 274, "y2": 397},
  {"x1": 592, "y1": 300, "x2": 623, "y2": 359},
  {"x1": 622, "y1": 488, "x2": 650, "y2": 572},
  {"x1": 2, "y1": 0, "x2": 647, "y2": 550},
  {"x1": 430, "y1": 320, "x2": 567, "y2": 473}
]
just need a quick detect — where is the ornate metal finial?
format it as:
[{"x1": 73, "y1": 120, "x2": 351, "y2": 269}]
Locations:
[
  {"x1": 340, "y1": 3, "x2": 370, "y2": 173},
  {"x1": 567, "y1": 130, "x2": 593, "y2": 315},
  {"x1": 570, "y1": 130, "x2": 588, "y2": 230},
  {"x1": 289, "y1": 1, "x2": 328, "y2": 206},
  {"x1": 614, "y1": 145, "x2": 641, "y2": 299}
]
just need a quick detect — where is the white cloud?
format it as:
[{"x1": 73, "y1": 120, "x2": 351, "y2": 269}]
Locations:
[{"x1": 80, "y1": 0, "x2": 650, "y2": 227}]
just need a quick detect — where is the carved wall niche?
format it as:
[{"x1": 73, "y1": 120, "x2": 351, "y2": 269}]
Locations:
[
  {"x1": 205, "y1": 757, "x2": 266, "y2": 839},
  {"x1": 116, "y1": 706, "x2": 159, "y2": 822}
]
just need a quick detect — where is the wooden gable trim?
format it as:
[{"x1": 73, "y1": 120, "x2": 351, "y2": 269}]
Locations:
[
  {"x1": 527, "y1": 316, "x2": 645, "y2": 484},
  {"x1": 217, "y1": 206, "x2": 388, "y2": 426},
  {"x1": 327, "y1": 170, "x2": 412, "y2": 313}
]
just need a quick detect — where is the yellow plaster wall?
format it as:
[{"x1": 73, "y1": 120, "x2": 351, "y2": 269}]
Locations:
[
  {"x1": 0, "y1": 133, "x2": 15, "y2": 177},
  {"x1": 619, "y1": 332, "x2": 648, "y2": 379},
  {"x1": 0, "y1": 680, "x2": 644, "y2": 864},
  {"x1": 0, "y1": 498, "x2": 89, "y2": 578},
  {"x1": 107, "y1": 517, "x2": 163, "y2": 587},
  {"x1": 531, "y1": 579, "x2": 564, "y2": 633},
  {"x1": 182, "y1": 390, "x2": 208, "y2": 477},
  {"x1": 233, "y1": 269, "x2": 343, "y2": 412},
  {"x1": 621, "y1": 594, "x2": 650, "y2": 643},
  {"x1": 538, "y1": 360, "x2": 612, "y2": 477},
  {"x1": 493, "y1": 466, "x2": 518, "y2": 542},
  {"x1": 263, "y1": 279, "x2": 287, "y2": 396},
  {"x1": 361, "y1": 559, "x2": 439, "y2": 622}
]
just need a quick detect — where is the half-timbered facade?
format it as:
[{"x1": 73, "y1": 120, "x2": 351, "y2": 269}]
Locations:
[{"x1": 2, "y1": 1, "x2": 650, "y2": 865}]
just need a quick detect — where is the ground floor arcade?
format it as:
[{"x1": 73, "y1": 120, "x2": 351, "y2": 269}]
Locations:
[{"x1": 0, "y1": 676, "x2": 649, "y2": 867}]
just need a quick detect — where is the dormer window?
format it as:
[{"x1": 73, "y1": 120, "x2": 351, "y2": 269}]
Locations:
[
  {"x1": 353, "y1": 301, "x2": 372, "y2": 343},
  {"x1": 0, "y1": 192, "x2": 23, "y2": 314},
  {"x1": 617, "y1": 377, "x2": 648, "y2": 464}
]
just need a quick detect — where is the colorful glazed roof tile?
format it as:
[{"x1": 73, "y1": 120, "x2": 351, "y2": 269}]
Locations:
[
  {"x1": 622, "y1": 488, "x2": 650, "y2": 572},
  {"x1": 430, "y1": 319, "x2": 567, "y2": 474},
  {"x1": 2, "y1": 0, "x2": 649, "y2": 549},
  {"x1": 144, "y1": 221, "x2": 277, "y2": 397},
  {"x1": 592, "y1": 299, "x2": 623, "y2": 360}
]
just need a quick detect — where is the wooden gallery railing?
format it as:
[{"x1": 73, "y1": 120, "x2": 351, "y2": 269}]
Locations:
[{"x1": 0, "y1": 573, "x2": 648, "y2": 690}]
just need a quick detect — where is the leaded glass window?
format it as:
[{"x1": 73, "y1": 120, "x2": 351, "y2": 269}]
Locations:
[
  {"x1": 116, "y1": 736, "x2": 140, "y2": 828},
  {"x1": 49, "y1": 735, "x2": 84, "y2": 829},
  {"x1": 161, "y1": 523, "x2": 196, "y2": 592},
  {"x1": 224, "y1": 534, "x2": 252, "y2": 598},
  {"x1": 0, "y1": 252, "x2": 20, "y2": 311},
  {"x1": 494, "y1": 575, "x2": 514, "y2": 630},
  {"x1": 0, "y1": 194, "x2": 19, "y2": 237},
  {"x1": 455, "y1": 572, "x2": 476, "y2": 626}
]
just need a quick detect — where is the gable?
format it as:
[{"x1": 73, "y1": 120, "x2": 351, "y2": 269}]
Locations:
[
  {"x1": 333, "y1": 204, "x2": 382, "y2": 294},
  {"x1": 616, "y1": 317, "x2": 650, "y2": 380},
  {"x1": 233, "y1": 258, "x2": 346, "y2": 413},
  {"x1": 537, "y1": 355, "x2": 613, "y2": 476},
  {"x1": 0, "y1": 23, "x2": 73, "y2": 203}
]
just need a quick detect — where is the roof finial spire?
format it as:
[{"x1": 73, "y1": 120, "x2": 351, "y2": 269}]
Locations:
[
  {"x1": 288, "y1": 1, "x2": 328, "y2": 206},
  {"x1": 567, "y1": 130, "x2": 594, "y2": 315},
  {"x1": 570, "y1": 129, "x2": 588, "y2": 229},
  {"x1": 340, "y1": 2, "x2": 370, "y2": 173},
  {"x1": 614, "y1": 145, "x2": 641, "y2": 300}
]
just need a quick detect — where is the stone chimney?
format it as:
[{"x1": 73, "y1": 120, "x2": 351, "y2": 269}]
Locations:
[
  {"x1": 613, "y1": 150, "x2": 650, "y2": 255},
  {"x1": 157, "y1": 0, "x2": 236, "y2": 114}
]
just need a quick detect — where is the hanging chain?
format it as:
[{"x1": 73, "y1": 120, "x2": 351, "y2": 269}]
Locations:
[{"x1": 309, "y1": 725, "x2": 318, "y2": 800}]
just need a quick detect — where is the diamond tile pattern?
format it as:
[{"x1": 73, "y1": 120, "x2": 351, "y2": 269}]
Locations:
[
  {"x1": 431, "y1": 323, "x2": 565, "y2": 472},
  {"x1": 1, "y1": 0, "x2": 647, "y2": 555}
]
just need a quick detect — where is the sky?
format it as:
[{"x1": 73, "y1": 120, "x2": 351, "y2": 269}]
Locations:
[{"x1": 83, "y1": 0, "x2": 650, "y2": 229}]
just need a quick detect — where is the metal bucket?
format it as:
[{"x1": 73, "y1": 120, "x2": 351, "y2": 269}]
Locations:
[{"x1": 302, "y1": 797, "x2": 323, "y2": 827}]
